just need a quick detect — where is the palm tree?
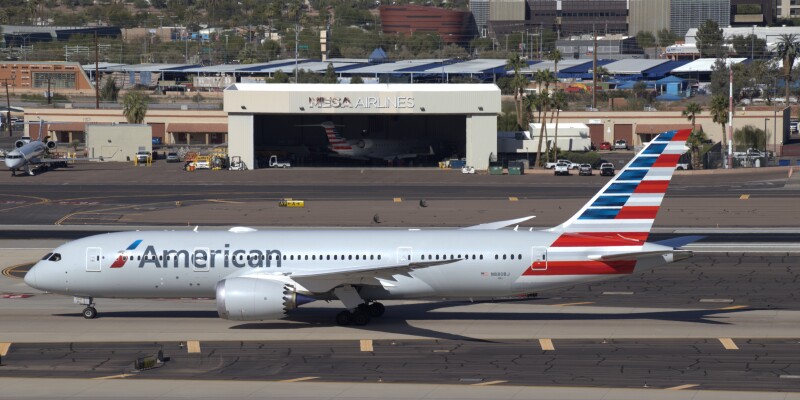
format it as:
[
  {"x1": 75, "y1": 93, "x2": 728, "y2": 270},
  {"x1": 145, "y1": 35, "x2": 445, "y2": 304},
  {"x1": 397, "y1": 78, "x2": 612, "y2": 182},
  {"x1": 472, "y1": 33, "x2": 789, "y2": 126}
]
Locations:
[
  {"x1": 123, "y1": 91, "x2": 149, "y2": 124},
  {"x1": 709, "y1": 95, "x2": 729, "y2": 165},
  {"x1": 532, "y1": 70, "x2": 556, "y2": 168},
  {"x1": 775, "y1": 34, "x2": 800, "y2": 104},
  {"x1": 549, "y1": 90, "x2": 568, "y2": 161},
  {"x1": 682, "y1": 102, "x2": 702, "y2": 133},
  {"x1": 506, "y1": 53, "x2": 528, "y2": 129},
  {"x1": 682, "y1": 102, "x2": 704, "y2": 169},
  {"x1": 548, "y1": 49, "x2": 563, "y2": 79}
]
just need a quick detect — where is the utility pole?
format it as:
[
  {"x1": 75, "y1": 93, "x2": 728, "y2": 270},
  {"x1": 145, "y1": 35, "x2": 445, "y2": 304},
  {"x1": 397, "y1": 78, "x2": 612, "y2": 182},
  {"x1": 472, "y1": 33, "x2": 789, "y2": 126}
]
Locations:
[
  {"x1": 3, "y1": 78, "x2": 11, "y2": 137},
  {"x1": 294, "y1": 24, "x2": 299, "y2": 83},
  {"x1": 727, "y1": 66, "x2": 733, "y2": 168},
  {"x1": 95, "y1": 31, "x2": 100, "y2": 109},
  {"x1": 592, "y1": 25, "x2": 597, "y2": 111}
]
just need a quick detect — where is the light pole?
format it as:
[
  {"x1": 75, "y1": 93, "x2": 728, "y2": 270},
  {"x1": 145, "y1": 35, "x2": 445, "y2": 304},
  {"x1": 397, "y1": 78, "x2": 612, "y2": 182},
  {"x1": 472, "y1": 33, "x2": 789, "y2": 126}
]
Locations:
[{"x1": 765, "y1": 118, "x2": 770, "y2": 164}]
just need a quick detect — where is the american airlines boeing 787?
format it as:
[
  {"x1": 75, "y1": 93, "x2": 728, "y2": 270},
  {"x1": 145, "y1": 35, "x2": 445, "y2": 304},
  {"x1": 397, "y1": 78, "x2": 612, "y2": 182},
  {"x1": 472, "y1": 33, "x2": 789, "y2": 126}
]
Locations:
[{"x1": 25, "y1": 130, "x2": 695, "y2": 325}]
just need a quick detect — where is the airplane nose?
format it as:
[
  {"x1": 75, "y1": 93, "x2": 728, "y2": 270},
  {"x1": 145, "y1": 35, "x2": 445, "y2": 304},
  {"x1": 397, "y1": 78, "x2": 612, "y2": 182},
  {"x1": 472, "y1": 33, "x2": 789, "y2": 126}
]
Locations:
[{"x1": 24, "y1": 265, "x2": 39, "y2": 289}]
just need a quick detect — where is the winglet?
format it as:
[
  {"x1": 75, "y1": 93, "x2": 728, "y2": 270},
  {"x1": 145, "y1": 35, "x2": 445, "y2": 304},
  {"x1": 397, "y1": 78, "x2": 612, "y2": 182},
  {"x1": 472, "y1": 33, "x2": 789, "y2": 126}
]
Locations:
[{"x1": 462, "y1": 216, "x2": 535, "y2": 230}]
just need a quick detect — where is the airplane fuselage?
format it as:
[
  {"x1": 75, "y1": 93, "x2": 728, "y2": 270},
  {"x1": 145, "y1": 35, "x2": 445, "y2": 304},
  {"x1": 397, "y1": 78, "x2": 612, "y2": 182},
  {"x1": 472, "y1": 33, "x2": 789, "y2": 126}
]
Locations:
[
  {"x1": 26, "y1": 229, "x2": 672, "y2": 301},
  {"x1": 4, "y1": 141, "x2": 47, "y2": 172}
]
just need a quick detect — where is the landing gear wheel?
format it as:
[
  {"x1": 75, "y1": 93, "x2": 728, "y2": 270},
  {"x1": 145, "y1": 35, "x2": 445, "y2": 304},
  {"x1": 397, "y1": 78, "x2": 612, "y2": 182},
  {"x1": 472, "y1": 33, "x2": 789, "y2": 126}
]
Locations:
[
  {"x1": 336, "y1": 310, "x2": 353, "y2": 326},
  {"x1": 368, "y1": 302, "x2": 385, "y2": 318},
  {"x1": 351, "y1": 310, "x2": 371, "y2": 326},
  {"x1": 82, "y1": 307, "x2": 97, "y2": 319}
]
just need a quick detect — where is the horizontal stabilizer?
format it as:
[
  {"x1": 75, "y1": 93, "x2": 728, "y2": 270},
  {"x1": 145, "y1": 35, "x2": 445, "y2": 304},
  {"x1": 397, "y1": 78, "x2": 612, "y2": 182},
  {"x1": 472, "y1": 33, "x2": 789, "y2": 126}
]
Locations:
[
  {"x1": 462, "y1": 216, "x2": 535, "y2": 230},
  {"x1": 588, "y1": 250, "x2": 692, "y2": 262},
  {"x1": 654, "y1": 235, "x2": 705, "y2": 249}
]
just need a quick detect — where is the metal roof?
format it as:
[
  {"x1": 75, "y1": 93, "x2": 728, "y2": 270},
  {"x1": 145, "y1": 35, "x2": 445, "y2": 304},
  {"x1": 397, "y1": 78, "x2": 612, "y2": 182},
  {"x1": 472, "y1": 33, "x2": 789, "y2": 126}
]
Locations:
[
  {"x1": 604, "y1": 59, "x2": 668, "y2": 75},
  {"x1": 670, "y1": 58, "x2": 747, "y2": 73},
  {"x1": 226, "y1": 83, "x2": 500, "y2": 93},
  {"x1": 420, "y1": 59, "x2": 508, "y2": 74},
  {"x1": 520, "y1": 59, "x2": 589, "y2": 73},
  {"x1": 343, "y1": 59, "x2": 444, "y2": 74},
  {"x1": 182, "y1": 60, "x2": 303, "y2": 73},
  {"x1": 105, "y1": 63, "x2": 200, "y2": 72},
  {"x1": 278, "y1": 60, "x2": 364, "y2": 73}
]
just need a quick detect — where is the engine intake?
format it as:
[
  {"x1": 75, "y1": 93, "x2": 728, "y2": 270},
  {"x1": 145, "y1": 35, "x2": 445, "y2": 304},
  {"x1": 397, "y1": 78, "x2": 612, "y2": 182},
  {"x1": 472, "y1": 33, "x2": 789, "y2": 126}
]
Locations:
[
  {"x1": 215, "y1": 277, "x2": 314, "y2": 321},
  {"x1": 14, "y1": 140, "x2": 26, "y2": 148},
  {"x1": 46, "y1": 140, "x2": 57, "y2": 150}
]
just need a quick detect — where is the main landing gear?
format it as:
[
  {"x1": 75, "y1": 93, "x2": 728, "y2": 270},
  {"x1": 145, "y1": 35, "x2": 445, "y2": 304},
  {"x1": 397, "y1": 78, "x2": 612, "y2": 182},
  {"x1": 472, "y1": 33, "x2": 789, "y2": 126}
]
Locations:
[
  {"x1": 74, "y1": 296, "x2": 98, "y2": 319},
  {"x1": 335, "y1": 302, "x2": 386, "y2": 326},
  {"x1": 332, "y1": 285, "x2": 385, "y2": 326}
]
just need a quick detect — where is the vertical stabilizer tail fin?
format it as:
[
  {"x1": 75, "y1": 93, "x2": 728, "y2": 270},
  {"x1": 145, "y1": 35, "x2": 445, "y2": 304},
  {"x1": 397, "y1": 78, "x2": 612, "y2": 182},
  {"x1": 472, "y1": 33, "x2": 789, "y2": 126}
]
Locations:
[
  {"x1": 548, "y1": 129, "x2": 691, "y2": 242},
  {"x1": 321, "y1": 121, "x2": 352, "y2": 151}
]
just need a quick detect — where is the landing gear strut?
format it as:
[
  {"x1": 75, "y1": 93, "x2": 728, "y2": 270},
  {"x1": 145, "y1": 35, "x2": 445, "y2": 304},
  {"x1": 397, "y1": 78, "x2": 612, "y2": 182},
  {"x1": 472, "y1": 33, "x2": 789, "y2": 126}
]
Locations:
[{"x1": 74, "y1": 296, "x2": 97, "y2": 319}]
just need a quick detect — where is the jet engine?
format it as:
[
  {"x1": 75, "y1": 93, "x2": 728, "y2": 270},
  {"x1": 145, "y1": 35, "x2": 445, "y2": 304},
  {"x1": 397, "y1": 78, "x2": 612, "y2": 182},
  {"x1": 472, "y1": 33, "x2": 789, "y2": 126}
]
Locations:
[
  {"x1": 356, "y1": 139, "x2": 373, "y2": 149},
  {"x1": 14, "y1": 140, "x2": 26, "y2": 148},
  {"x1": 215, "y1": 277, "x2": 315, "y2": 321},
  {"x1": 46, "y1": 140, "x2": 57, "y2": 150}
]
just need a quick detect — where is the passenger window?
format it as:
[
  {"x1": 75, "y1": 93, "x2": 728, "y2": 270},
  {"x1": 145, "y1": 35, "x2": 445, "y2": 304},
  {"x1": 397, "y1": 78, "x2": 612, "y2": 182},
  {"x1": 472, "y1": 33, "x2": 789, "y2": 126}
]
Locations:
[
  {"x1": 495, "y1": 255, "x2": 499, "y2": 260},
  {"x1": 355, "y1": 255, "x2": 359, "y2": 260},
  {"x1": 518, "y1": 254, "x2": 522, "y2": 259},
  {"x1": 348, "y1": 255, "x2": 352, "y2": 260},
  {"x1": 327, "y1": 255, "x2": 331, "y2": 260},
  {"x1": 334, "y1": 255, "x2": 338, "y2": 260},
  {"x1": 480, "y1": 255, "x2": 483, "y2": 260},
  {"x1": 503, "y1": 255, "x2": 507, "y2": 260},
  {"x1": 370, "y1": 255, "x2": 374, "y2": 260}
]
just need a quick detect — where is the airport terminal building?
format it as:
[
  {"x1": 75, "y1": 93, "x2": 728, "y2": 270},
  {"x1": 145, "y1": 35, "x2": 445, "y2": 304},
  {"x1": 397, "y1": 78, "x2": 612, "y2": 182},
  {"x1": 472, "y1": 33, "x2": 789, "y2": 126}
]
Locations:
[{"x1": 223, "y1": 84, "x2": 501, "y2": 169}]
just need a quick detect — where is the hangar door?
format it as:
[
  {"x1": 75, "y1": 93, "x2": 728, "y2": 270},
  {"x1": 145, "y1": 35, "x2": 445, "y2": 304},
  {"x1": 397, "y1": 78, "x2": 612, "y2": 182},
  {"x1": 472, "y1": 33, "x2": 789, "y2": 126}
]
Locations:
[
  {"x1": 614, "y1": 124, "x2": 633, "y2": 145},
  {"x1": 588, "y1": 124, "x2": 604, "y2": 145}
]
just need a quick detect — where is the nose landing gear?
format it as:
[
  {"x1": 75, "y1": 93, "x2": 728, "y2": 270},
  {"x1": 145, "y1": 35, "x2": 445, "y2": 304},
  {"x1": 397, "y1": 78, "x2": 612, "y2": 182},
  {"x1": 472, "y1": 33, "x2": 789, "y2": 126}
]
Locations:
[{"x1": 74, "y1": 296, "x2": 97, "y2": 319}]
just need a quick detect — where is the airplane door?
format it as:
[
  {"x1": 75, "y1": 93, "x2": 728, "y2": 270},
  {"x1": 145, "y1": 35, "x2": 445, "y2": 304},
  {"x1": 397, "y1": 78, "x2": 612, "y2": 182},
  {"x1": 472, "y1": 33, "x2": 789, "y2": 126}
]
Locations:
[
  {"x1": 530, "y1": 246, "x2": 547, "y2": 271},
  {"x1": 397, "y1": 247, "x2": 413, "y2": 263},
  {"x1": 86, "y1": 247, "x2": 102, "y2": 272}
]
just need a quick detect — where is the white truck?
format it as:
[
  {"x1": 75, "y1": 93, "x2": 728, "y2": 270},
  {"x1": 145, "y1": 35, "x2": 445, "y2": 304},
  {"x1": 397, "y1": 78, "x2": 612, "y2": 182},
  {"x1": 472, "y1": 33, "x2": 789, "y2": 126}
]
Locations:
[
  {"x1": 268, "y1": 155, "x2": 291, "y2": 168},
  {"x1": 554, "y1": 161, "x2": 571, "y2": 176},
  {"x1": 545, "y1": 159, "x2": 578, "y2": 170}
]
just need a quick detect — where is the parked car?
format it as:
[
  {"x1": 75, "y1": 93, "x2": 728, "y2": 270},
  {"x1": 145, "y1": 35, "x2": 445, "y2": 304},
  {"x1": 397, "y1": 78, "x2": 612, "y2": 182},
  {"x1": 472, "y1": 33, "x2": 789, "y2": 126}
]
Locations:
[
  {"x1": 578, "y1": 163, "x2": 593, "y2": 176},
  {"x1": 166, "y1": 152, "x2": 180, "y2": 163},
  {"x1": 614, "y1": 140, "x2": 629, "y2": 150},
  {"x1": 676, "y1": 163, "x2": 689, "y2": 170},
  {"x1": 600, "y1": 163, "x2": 615, "y2": 176},
  {"x1": 554, "y1": 161, "x2": 571, "y2": 176},
  {"x1": 135, "y1": 151, "x2": 151, "y2": 163},
  {"x1": 599, "y1": 141, "x2": 612, "y2": 150}
]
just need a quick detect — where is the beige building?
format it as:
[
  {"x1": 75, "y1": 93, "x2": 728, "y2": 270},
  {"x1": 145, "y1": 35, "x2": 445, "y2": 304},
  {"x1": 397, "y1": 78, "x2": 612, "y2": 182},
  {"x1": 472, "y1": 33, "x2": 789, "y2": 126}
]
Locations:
[
  {"x1": 629, "y1": 0, "x2": 671, "y2": 36},
  {"x1": 777, "y1": 0, "x2": 800, "y2": 18},
  {"x1": 23, "y1": 109, "x2": 228, "y2": 147},
  {"x1": 85, "y1": 124, "x2": 152, "y2": 162},
  {"x1": 556, "y1": 108, "x2": 789, "y2": 154}
]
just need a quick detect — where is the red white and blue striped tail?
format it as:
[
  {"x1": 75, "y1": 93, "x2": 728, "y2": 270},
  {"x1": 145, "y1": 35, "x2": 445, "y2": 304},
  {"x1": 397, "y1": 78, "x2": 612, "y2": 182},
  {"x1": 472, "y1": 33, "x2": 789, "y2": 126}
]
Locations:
[
  {"x1": 321, "y1": 122, "x2": 353, "y2": 151},
  {"x1": 548, "y1": 129, "x2": 691, "y2": 242}
]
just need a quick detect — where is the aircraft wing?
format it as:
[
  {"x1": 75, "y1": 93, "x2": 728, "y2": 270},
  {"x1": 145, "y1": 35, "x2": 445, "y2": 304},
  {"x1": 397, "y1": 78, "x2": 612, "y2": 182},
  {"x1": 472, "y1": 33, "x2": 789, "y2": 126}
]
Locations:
[
  {"x1": 289, "y1": 259, "x2": 458, "y2": 292},
  {"x1": 462, "y1": 216, "x2": 535, "y2": 230},
  {"x1": 588, "y1": 250, "x2": 693, "y2": 262},
  {"x1": 35, "y1": 157, "x2": 102, "y2": 163}
]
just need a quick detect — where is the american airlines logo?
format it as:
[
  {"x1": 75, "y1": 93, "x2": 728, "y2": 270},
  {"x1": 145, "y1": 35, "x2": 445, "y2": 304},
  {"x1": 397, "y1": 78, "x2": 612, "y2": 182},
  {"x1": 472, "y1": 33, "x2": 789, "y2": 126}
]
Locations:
[
  {"x1": 137, "y1": 244, "x2": 282, "y2": 269},
  {"x1": 110, "y1": 239, "x2": 142, "y2": 268},
  {"x1": 307, "y1": 96, "x2": 415, "y2": 109}
]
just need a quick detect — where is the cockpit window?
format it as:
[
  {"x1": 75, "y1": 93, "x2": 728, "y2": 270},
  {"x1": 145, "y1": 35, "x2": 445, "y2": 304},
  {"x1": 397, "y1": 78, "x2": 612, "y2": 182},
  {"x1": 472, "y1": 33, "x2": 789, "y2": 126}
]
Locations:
[
  {"x1": 41, "y1": 253, "x2": 53, "y2": 261},
  {"x1": 48, "y1": 253, "x2": 62, "y2": 262}
]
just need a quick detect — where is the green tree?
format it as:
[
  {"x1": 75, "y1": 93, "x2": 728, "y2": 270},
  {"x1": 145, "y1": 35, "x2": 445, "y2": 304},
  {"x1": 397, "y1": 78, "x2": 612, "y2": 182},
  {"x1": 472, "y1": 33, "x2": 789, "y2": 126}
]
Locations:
[
  {"x1": 350, "y1": 75, "x2": 363, "y2": 84},
  {"x1": 636, "y1": 31, "x2": 656, "y2": 57},
  {"x1": 122, "y1": 91, "x2": 149, "y2": 124},
  {"x1": 709, "y1": 95, "x2": 730, "y2": 158},
  {"x1": 633, "y1": 81, "x2": 647, "y2": 99},
  {"x1": 730, "y1": 34, "x2": 767, "y2": 58},
  {"x1": 657, "y1": 29, "x2": 678, "y2": 49},
  {"x1": 99, "y1": 77, "x2": 120, "y2": 102},
  {"x1": 323, "y1": 63, "x2": 337, "y2": 83},
  {"x1": 682, "y1": 102, "x2": 704, "y2": 169},
  {"x1": 506, "y1": 53, "x2": 528, "y2": 130},
  {"x1": 687, "y1": 129, "x2": 709, "y2": 169},
  {"x1": 734, "y1": 125, "x2": 766, "y2": 151},
  {"x1": 549, "y1": 90, "x2": 568, "y2": 162},
  {"x1": 696, "y1": 19, "x2": 726, "y2": 58},
  {"x1": 531, "y1": 70, "x2": 556, "y2": 168},
  {"x1": 271, "y1": 70, "x2": 290, "y2": 83},
  {"x1": 775, "y1": 34, "x2": 800, "y2": 104}
]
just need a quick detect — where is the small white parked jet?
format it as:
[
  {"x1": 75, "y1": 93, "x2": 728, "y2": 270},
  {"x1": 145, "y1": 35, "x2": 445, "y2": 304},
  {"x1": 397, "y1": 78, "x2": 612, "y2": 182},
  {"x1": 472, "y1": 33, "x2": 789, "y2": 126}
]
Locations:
[
  {"x1": 4, "y1": 121, "x2": 95, "y2": 176},
  {"x1": 26, "y1": 130, "x2": 695, "y2": 325},
  {"x1": 314, "y1": 121, "x2": 434, "y2": 161}
]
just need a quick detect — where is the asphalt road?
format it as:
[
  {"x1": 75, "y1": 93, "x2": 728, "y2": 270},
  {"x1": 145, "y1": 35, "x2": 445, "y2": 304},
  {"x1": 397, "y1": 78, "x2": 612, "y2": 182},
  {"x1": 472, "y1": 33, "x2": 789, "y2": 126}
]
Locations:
[{"x1": 2, "y1": 338, "x2": 799, "y2": 391}]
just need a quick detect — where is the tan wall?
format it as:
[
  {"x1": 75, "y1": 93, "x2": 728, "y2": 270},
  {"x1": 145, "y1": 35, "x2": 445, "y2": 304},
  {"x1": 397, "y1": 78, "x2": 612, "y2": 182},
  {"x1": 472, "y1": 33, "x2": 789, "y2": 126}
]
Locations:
[
  {"x1": 0, "y1": 62, "x2": 93, "y2": 91},
  {"x1": 86, "y1": 124, "x2": 152, "y2": 162},
  {"x1": 557, "y1": 109, "x2": 787, "y2": 152},
  {"x1": 23, "y1": 109, "x2": 228, "y2": 139}
]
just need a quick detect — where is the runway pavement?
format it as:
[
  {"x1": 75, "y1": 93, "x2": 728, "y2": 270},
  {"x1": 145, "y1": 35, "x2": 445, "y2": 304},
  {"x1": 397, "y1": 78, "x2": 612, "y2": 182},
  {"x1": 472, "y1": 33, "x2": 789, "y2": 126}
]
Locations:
[{"x1": 1, "y1": 165, "x2": 798, "y2": 397}]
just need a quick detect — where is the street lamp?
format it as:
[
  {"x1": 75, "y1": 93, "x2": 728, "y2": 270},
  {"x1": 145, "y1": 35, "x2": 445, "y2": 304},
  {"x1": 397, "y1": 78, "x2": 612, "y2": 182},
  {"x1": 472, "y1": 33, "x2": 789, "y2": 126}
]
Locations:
[{"x1": 765, "y1": 118, "x2": 770, "y2": 165}]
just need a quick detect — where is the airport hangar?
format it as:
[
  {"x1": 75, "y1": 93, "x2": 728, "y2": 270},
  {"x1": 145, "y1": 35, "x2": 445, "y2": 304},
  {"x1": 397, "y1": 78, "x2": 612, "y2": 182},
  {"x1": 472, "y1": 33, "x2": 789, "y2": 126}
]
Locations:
[{"x1": 223, "y1": 83, "x2": 501, "y2": 169}]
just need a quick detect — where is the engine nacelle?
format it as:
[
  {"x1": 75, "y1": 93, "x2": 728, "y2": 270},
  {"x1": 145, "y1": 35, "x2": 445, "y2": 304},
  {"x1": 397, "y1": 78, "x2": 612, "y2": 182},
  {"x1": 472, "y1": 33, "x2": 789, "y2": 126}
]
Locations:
[
  {"x1": 215, "y1": 277, "x2": 314, "y2": 321},
  {"x1": 356, "y1": 139, "x2": 373, "y2": 149},
  {"x1": 14, "y1": 140, "x2": 26, "y2": 148},
  {"x1": 46, "y1": 140, "x2": 57, "y2": 150}
]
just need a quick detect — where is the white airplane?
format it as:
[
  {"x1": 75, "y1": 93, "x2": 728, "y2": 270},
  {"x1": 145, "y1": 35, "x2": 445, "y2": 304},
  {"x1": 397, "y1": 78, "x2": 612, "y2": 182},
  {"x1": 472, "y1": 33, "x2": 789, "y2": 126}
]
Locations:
[
  {"x1": 4, "y1": 121, "x2": 93, "y2": 176},
  {"x1": 25, "y1": 130, "x2": 696, "y2": 325},
  {"x1": 313, "y1": 121, "x2": 434, "y2": 161}
]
